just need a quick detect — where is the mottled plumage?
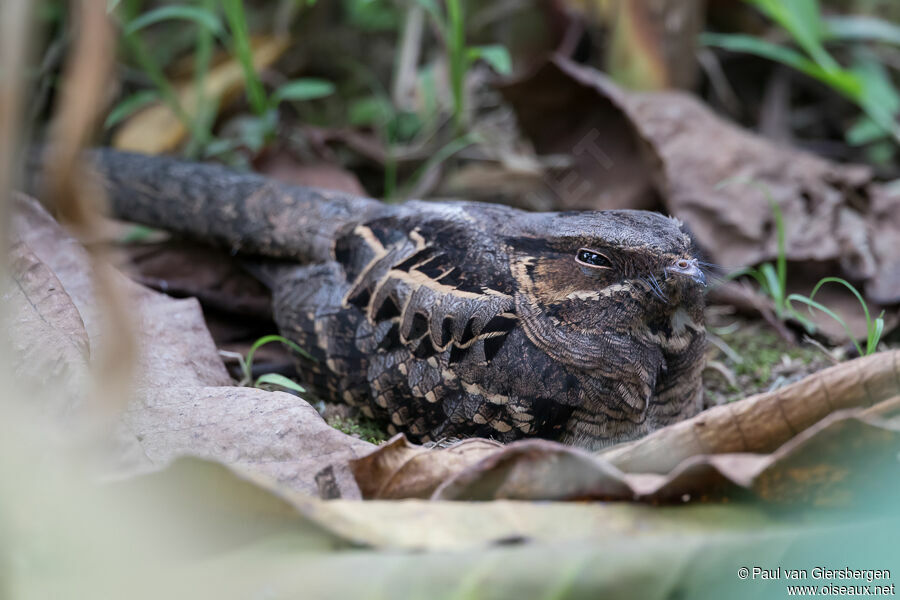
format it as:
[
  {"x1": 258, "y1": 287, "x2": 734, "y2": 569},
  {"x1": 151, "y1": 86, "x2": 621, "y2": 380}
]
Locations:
[{"x1": 90, "y1": 149, "x2": 706, "y2": 449}]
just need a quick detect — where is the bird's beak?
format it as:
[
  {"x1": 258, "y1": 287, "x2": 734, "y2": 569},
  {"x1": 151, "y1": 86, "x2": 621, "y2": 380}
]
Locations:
[{"x1": 666, "y1": 258, "x2": 706, "y2": 287}]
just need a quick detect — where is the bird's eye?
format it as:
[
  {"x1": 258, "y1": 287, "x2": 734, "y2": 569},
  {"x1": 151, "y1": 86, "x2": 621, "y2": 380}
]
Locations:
[{"x1": 575, "y1": 248, "x2": 612, "y2": 269}]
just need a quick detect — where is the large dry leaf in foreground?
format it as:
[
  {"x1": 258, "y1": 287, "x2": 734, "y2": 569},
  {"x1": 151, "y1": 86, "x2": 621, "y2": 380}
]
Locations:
[
  {"x1": 8, "y1": 193, "x2": 372, "y2": 498},
  {"x1": 5, "y1": 234, "x2": 90, "y2": 410},
  {"x1": 351, "y1": 351, "x2": 900, "y2": 503},
  {"x1": 499, "y1": 57, "x2": 900, "y2": 323},
  {"x1": 122, "y1": 386, "x2": 374, "y2": 497}
]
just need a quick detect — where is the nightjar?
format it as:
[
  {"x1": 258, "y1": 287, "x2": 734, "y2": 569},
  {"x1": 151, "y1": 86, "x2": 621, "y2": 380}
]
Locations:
[{"x1": 89, "y1": 149, "x2": 707, "y2": 449}]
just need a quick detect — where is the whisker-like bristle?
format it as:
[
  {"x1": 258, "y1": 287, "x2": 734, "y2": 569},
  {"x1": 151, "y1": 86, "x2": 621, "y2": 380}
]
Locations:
[{"x1": 647, "y1": 273, "x2": 669, "y2": 303}]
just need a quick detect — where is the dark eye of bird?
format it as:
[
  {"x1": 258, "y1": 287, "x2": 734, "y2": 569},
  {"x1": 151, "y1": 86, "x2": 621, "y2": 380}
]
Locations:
[{"x1": 576, "y1": 248, "x2": 612, "y2": 269}]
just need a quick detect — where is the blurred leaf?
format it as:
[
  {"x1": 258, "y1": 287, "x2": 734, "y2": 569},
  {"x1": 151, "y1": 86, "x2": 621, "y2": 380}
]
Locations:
[
  {"x1": 700, "y1": 33, "x2": 861, "y2": 98},
  {"x1": 866, "y1": 139, "x2": 896, "y2": 165},
  {"x1": 348, "y1": 96, "x2": 394, "y2": 126},
  {"x1": 270, "y1": 78, "x2": 336, "y2": 107},
  {"x1": 746, "y1": 0, "x2": 839, "y2": 72},
  {"x1": 851, "y1": 51, "x2": 900, "y2": 143},
  {"x1": 415, "y1": 0, "x2": 444, "y2": 27},
  {"x1": 846, "y1": 116, "x2": 888, "y2": 146},
  {"x1": 107, "y1": 0, "x2": 122, "y2": 13},
  {"x1": 467, "y1": 44, "x2": 512, "y2": 75},
  {"x1": 342, "y1": 0, "x2": 399, "y2": 31},
  {"x1": 254, "y1": 373, "x2": 306, "y2": 394},
  {"x1": 104, "y1": 90, "x2": 161, "y2": 129},
  {"x1": 113, "y1": 36, "x2": 290, "y2": 154},
  {"x1": 222, "y1": 0, "x2": 267, "y2": 115},
  {"x1": 702, "y1": 33, "x2": 820, "y2": 78},
  {"x1": 824, "y1": 15, "x2": 900, "y2": 46},
  {"x1": 123, "y1": 5, "x2": 223, "y2": 36}
]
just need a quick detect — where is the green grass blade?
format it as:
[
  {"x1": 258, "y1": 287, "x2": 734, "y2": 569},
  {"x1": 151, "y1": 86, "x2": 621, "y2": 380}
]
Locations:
[
  {"x1": 700, "y1": 33, "x2": 860, "y2": 99},
  {"x1": 222, "y1": 0, "x2": 267, "y2": 115},
  {"x1": 404, "y1": 134, "x2": 475, "y2": 195},
  {"x1": 786, "y1": 293, "x2": 864, "y2": 356},
  {"x1": 104, "y1": 89, "x2": 160, "y2": 129},
  {"x1": 246, "y1": 334, "x2": 316, "y2": 376},
  {"x1": 123, "y1": 5, "x2": 222, "y2": 36},
  {"x1": 809, "y1": 276, "x2": 872, "y2": 326},
  {"x1": 446, "y1": 0, "x2": 467, "y2": 133},
  {"x1": 759, "y1": 262, "x2": 783, "y2": 315},
  {"x1": 701, "y1": 33, "x2": 823, "y2": 79},
  {"x1": 746, "y1": 0, "x2": 839, "y2": 73},
  {"x1": 254, "y1": 373, "x2": 306, "y2": 394}
]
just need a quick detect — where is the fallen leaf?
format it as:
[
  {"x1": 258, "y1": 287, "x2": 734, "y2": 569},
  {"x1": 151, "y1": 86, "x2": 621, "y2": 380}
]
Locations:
[
  {"x1": 350, "y1": 435, "x2": 502, "y2": 499},
  {"x1": 350, "y1": 351, "x2": 900, "y2": 503},
  {"x1": 112, "y1": 36, "x2": 290, "y2": 154},
  {"x1": 9, "y1": 193, "x2": 373, "y2": 498},
  {"x1": 4, "y1": 232, "x2": 90, "y2": 412},
  {"x1": 498, "y1": 58, "x2": 664, "y2": 212}
]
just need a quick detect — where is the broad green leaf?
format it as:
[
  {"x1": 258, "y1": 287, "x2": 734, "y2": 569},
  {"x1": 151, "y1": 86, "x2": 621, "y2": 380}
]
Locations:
[
  {"x1": 124, "y1": 5, "x2": 223, "y2": 36},
  {"x1": 270, "y1": 78, "x2": 336, "y2": 107},
  {"x1": 824, "y1": 15, "x2": 900, "y2": 46},
  {"x1": 467, "y1": 45, "x2": 512, "y2": 75},
  {"x1": 254, "y1": 373, "x2": 306, "y2": 394},
  {"x1": 104, "y1": 90, "x2": 160, "y2": 129}
]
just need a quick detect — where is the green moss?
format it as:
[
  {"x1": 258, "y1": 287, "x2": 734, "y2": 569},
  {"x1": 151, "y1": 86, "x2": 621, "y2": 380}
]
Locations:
[
  {"x1": 704, "y1": 318, "x2": 831, "y2": 406},
  {"x1": 327, "y1": 415, "x2": 388, "y2": 444}
]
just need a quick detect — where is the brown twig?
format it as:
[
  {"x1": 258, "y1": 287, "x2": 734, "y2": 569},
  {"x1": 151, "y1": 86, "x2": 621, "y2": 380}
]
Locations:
[{"x1": 43, "y1": 0, "x2": 136, "y2": 418}]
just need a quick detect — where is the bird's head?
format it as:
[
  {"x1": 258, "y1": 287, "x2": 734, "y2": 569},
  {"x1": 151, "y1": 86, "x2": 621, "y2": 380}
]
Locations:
[{"x1": 503, "y1": 209, "x2": 707, "y2": 447}]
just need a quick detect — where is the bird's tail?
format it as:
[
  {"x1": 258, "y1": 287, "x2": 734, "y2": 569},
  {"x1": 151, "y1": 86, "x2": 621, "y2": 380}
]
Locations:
[{"x1": 30, "y1": 148, "x2": 386, "y2": 264}]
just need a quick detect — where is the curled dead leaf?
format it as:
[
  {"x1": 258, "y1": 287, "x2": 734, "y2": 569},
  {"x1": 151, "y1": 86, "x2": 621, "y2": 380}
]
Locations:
[{"x1": 351, "y1": 351, "x2": 900, "y2": 504}]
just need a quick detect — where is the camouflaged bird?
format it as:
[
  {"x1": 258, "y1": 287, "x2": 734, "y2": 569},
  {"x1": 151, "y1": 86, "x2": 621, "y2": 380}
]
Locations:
[{"x1": 90, "y1": 149, "x2": 706, "y2": 449}]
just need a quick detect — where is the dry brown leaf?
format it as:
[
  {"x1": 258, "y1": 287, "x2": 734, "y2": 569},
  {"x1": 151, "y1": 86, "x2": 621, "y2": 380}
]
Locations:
[
  {"x1": 9, "y1": 193, "x2": 372, "y2": 498},
  {"x1": 600, "y1": 350, "x2": 900, "y2": 472},
  {"x1": 5, "y1": 234, "x2": 90, "y2": 411},
  {"x1": 112, "y1": 36, "x2": 290, "y2": 154},
  {"x1": 350, "y1": 434, "x2": 502, "y2": 499},
  {"x1": 122, "y1": 241, "x2": 272, "y2": 319},
  {"x1": 121, "y1": 387, "x2": 374, "y2": 498},
  {"x1": 498, "y1": 59, "x2": 664, "y2": 212},
  {"x1": 350, "y1": 351, "x2": 900, "y2": 503}
]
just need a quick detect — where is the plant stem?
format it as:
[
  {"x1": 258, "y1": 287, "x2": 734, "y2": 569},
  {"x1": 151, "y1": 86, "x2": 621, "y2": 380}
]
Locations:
[
  {"x1": 446, "y1": 0, "x2": 466, "y2": 134},
  {"x1": 185, "y1": 0, "x2": 216, "y2": 157},
  {"x1": 222, "y1": 0, "x2": 267, "y2": 115}
]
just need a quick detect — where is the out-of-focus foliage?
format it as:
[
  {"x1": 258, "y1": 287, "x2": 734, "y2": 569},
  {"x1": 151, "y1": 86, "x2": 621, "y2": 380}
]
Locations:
[{"x1": 703, "y1": 0, "x2": 900, "y2": 155}]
